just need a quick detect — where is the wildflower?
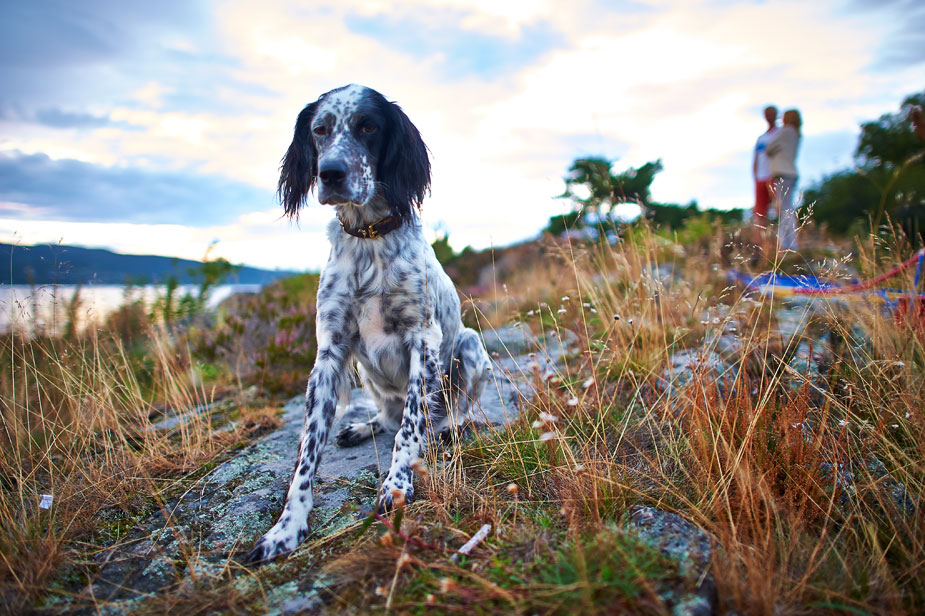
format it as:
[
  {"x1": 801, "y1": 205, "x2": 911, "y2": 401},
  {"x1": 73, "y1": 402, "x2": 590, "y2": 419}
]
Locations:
[
  {"x1": 375, "y1": 586, "x2": 389, "y2": 597},
  {"x1": 558, "y1": 307, "x2": 567, "y2": 314},
  {"x1": 582, "y1": 377, "x2": 594, "y2": 389},
  {"x1": 527, "y1": 310, "x2": 535, "y2": 316},
  {"x1": 583, "y1": 302, "x2": 591, "y2": 308},
  {"x1": 539, "y1": 411, "x2": 558, "y2": 423},
  {"x1": 891, "y1": 424, "x2": 899, "y2": 429},
  {"x1": 838, "y1": 420, "x2": 849, "y2": 427},
  {"x1": 562, "y1": 295, "x2": 570, "y2": 301},
  {"x1": 566, "y1": 396, "x2": 579, "y2": 406},
  {"x1": 439, "y1": 578, "x2": 458, "y2": 594},
  {"x1": 539, "y1": 431, "x2": 557, "y2": 442},
  {"x1": 628, "y1": 318, "x2": 634, "y2": 324},
  {"x1": 590, "y1": 308, "x2": 597, "y2": 313}
]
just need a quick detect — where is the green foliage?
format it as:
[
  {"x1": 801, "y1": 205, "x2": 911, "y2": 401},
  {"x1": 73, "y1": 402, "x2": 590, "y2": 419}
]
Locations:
[
  {"x1": 856, "y1": 91, "x2": 925, "y2": 170},
  {"x1": 804, "y1": 171, "x2": 881, "y2": 236},
  {"x1": 550, "y1": 157, "x2": 742, "y2": 235},
  {"x1": 431, "y1": 232, "x2": 456, "y2": 266},
  {"x1": 806, "y1": 90, "x2": 925, "y2": 238},
  {"x1": 151, "y1": 257, "x2": 240, "y2": 324},
  {"x1": 188, "y1": 272, "x2": 320, "y2": 393},
  {"x1": 539, "y1": 530, "x2": 675, "y2": 613},
  {"x1": 558, "y1": 157, "x2": 662, "y2": 220}
]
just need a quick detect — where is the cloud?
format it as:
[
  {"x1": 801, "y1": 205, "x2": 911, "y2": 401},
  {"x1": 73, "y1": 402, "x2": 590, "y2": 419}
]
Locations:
[
  {"x1": 846, "y1": 0, "x2": 925, "y2": 68},
  {"x1": 0, "y1": 151, "x2": 273, "y2": 226},
  {"x1": 344, "y1": 10, "x2": 565, "y2": 79}
]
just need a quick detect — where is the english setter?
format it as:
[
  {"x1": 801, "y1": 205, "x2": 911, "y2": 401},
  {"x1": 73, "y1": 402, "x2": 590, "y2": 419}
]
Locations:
[{"x1": 245, "y1": 85, "x2": 491, "y2": 564}]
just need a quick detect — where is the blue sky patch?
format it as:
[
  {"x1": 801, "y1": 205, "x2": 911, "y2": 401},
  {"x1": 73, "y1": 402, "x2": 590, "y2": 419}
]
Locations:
[{"x1": 345, "y1": 11, "x2": 565, "y2": 79}]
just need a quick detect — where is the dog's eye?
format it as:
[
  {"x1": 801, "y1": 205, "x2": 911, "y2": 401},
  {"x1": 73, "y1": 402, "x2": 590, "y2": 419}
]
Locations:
[
  {"x1": 313, "y1": 125, "x2": 326, "y2": 136},
  {"x1": 361, "y1": 124, "x2": 377, "y2": 134}
]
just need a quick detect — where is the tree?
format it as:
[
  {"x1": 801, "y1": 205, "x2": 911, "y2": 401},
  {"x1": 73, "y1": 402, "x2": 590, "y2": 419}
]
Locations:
[
  {"x1": 805, "y1": 90, "x2": 925, "y2": 239},
  {"x1": 549, "y1": 157, "x2": 740, "y2": 235},
  {"x1": 550, "y1": 158, "x2": 663, "y2": 235}
]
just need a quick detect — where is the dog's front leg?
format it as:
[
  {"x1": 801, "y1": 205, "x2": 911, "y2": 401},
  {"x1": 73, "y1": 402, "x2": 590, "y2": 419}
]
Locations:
[
  {"x1": 378, "y1": 333, "x2": 444, "y2": 512},
  {"x1": 245, "y1": 339, "x2": 348, "y2": 565}
]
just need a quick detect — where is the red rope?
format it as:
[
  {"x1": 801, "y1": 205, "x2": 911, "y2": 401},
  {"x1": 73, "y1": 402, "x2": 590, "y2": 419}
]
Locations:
[{"x1": 791, "y1": 249, "x2": 925, "y2": 297}]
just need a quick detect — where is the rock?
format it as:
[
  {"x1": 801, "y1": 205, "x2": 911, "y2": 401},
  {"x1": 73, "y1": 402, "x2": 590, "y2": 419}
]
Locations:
[
  {"x1": 775, "y1": 306, "x2": 812, "y2": 345},
  {"x1": 66, "y1": 331, "x2": 574, "y2": 612},
  {"x1": 627, "y1": 506, "x2": 717, "y2": 616},
  {"x1": 818, "y1": 456, "x2": 917, "y2": 518},
  {"x1": 710, "y1": 333, "x2": 744, "y2": 361},
  {"x1": 278, "y1": 593, "x2": 323, "y2": 615},
  {"x1": 481, "y1": 322, "x2": 538, "y2": 355},
  {"x1": 660, "y1": 349, "x2": 736, "y2": 398},
  {"x1": 784, "y1": 340, "x2": 830, "y2": 393}
]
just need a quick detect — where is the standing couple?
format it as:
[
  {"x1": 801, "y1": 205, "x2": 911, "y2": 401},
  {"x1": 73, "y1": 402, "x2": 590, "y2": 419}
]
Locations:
[{"x1": 753, "y1": 105, "x2": 802, "y2": 255}]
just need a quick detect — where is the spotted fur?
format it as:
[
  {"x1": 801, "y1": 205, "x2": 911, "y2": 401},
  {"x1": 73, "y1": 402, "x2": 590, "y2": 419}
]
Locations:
[{"x1": 245, "y1": 85, "x2": 491, "y2": 565}]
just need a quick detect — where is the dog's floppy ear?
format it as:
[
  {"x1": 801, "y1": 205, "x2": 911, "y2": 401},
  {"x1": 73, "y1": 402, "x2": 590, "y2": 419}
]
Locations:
[
  {"x1": 278, "y1": 102, "x2": 318, "y2": 218},
  {"x1": 380, "y1": 101, "x2": 431, "y2": 221}
]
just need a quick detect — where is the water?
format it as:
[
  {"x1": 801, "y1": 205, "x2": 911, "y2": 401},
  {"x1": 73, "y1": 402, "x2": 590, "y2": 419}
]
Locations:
[{"x1": 0, "y1": 283, "x2": 262, "y2": 334}]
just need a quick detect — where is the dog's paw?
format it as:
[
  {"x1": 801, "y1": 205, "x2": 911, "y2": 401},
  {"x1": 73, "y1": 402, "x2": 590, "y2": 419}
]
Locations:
[
  {"x1": 377, "y1": 477, "x2": 414, "y2": 514},
  {"x1": 335, "y1": 423, "x2": 370, "y2": 447},
  {"x1": 242, "y1": 523, "x2": 308, "y2": 566}
]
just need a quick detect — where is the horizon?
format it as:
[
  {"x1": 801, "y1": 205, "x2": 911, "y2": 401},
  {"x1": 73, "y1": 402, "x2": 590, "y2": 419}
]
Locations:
[{"x1": 1, "y1": 0, "x2": 922, "y2": 271}]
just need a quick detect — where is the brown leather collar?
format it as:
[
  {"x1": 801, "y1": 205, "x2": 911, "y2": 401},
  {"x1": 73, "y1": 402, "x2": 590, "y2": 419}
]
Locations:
[{"x1": 338, "y1": 215, "x2": 402, "y2": 239}]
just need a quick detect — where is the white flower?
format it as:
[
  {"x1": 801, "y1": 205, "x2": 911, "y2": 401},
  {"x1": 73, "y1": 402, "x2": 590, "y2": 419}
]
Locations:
[
  {"x1": 566, "y1": 396, "x2": 579, "y2": 406},
  {"x1": 539, "y1": 431, "x2": 557, "y2": 442},
  {"x1": 582, "y1": 377, "x2": 594, "y2": 389},
  {"x1": 838, "y1": 420, "x2": 849, "y2": 427},
  {"x1": 538, "y1": 411, "x2": 558, "y2": 423},
  {"x1": 561, "y1": 296, "x2": 570, "y2": 302},
  {"x1": 557, "y1": 307, "x2": 567, "y2": 314}
]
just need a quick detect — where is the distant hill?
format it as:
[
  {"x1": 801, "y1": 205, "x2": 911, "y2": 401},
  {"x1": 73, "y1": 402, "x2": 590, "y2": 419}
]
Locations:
[{"x1": 0, "y1": 243, "x2": 302, "y2": 285}]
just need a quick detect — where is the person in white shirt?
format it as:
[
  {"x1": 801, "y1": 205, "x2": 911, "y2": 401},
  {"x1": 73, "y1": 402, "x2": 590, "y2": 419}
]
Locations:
[
  {"x1": 766, "y1": 109, "x2": 802, "y2": 253},
  {"x1": 752, "y1": 106, "x2": 778, "y2": 229}
]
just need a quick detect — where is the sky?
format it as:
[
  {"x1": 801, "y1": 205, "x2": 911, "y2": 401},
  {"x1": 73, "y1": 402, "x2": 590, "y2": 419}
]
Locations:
[{"x1": 0, "y1": 0, "x2": 922, "y2": 272}]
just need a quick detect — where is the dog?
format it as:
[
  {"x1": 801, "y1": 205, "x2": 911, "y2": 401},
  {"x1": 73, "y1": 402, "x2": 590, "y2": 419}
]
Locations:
[{"x1": 245, "y1": 85, "x2": 491, "y2": 564}]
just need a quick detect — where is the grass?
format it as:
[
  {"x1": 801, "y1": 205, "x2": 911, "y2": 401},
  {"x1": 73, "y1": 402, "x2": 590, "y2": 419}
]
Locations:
[{"x1": 2, "y1": 221, "x2": 924, "y2": 614}]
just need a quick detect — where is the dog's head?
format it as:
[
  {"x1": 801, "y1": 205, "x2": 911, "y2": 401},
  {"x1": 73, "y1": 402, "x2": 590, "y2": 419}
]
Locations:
[{"x1": 278, "y1": 84, "x2": 431, "y2": 222}]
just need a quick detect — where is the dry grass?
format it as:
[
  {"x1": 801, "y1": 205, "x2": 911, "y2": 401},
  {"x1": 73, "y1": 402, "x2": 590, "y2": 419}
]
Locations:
[
  {"x1": 0, "y1": 321, "x2": 274, "y2": 613},
  {"x1": 3, "y1": 221, "x2": 924, "y2": 614},
  {"x1": 346, "y1": 223, "x2": 925, "y2": 615}
]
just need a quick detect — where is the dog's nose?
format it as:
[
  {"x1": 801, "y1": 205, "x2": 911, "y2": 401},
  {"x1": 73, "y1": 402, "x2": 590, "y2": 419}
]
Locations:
[{"x1": 319, "y1": 160, "x2": 347, "y2": 186}]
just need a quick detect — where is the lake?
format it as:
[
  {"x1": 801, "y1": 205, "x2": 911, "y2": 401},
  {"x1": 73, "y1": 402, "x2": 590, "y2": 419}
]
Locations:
[{"x1": 0, "y1": 283, "x2": 262, "y2": 334}]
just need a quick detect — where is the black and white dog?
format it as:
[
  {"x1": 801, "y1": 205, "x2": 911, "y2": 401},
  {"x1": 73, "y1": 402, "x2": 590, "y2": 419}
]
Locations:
[{"x1": 246, "y1": 85, "x2": 491, "y2": 564}]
